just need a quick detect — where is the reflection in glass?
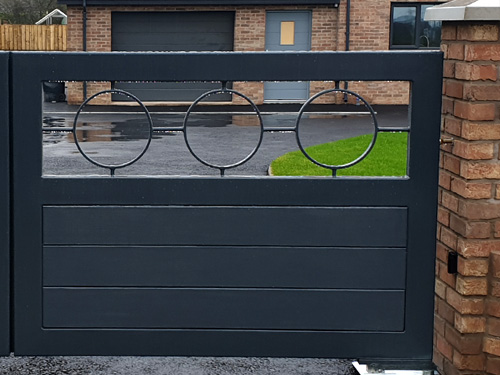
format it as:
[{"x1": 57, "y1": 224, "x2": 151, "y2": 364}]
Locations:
[
  {"x1": 392, "y1": 7, "x2": 416, "y2": 46},
  {"x1": 420, "y1": 5, "x2": 441, "y2": 48}
]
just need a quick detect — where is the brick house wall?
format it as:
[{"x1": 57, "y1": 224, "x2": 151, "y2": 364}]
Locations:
[
  {"x1": 64, "y1": 0, "x2": 444, "y2": 105},
  {"x1": 435, "y1": 20, "x2": 500, "y2": 375}
]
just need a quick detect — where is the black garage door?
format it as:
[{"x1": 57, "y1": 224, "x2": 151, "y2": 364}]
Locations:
[{"x1": 112, "y1": 12, "x2": 234, "y2": 101}]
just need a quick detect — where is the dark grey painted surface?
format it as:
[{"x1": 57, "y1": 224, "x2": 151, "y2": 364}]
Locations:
[
  {"x1": 43, "y1": 206, "x2": 407, "y2": 247},
  {"x1": 0, "y1": 53, "x2": 9, "y2": 355},
  {"x1": 264, "y1": 12, "x2": 311, "y2": 101},
  {"x1": 43, "y1": 288, "x2": 405, "y2": 331},
  {"x1": 60, "y1": 0, "x2": 340, "y2": 5},
  {"x1": 112, "y1": 12, "x2": 234, "y2": 101},
  {"x1": 10, "y1": 52, "x2": 442, "y2": 365},
  {"x1": 43, "y1": 246, "x2": 406, "y2": 289}
]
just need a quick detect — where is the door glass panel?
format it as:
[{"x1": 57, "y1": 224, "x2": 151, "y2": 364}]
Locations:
[{"x1": 280, "y1": 21, "x2": 295, "y2": 45}]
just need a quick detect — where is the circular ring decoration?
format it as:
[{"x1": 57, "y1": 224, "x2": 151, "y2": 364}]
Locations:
[
  {"x1": 295, "y1": 88, "x2": 379, "y2": 171},
  {"x1": 72, "y1": 89, "x2": 153, "y2": 174},
  {"x1": 183, "y1": 89, "x2": 264, "y2": 171}
]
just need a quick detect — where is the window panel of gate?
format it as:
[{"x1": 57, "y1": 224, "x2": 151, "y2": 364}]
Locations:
[{"x1": 42, "y1": 80, "x2": 410, "y2": 178}]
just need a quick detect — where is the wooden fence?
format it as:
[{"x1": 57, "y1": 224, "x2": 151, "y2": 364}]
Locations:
[{"x1": 0, "y1": 25, "x2": 66, "y2": 51}]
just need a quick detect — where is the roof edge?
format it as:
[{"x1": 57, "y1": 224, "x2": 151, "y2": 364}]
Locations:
[
  {"x1": 425, "y1": 0, "x2": 500, "y2": 21},
  {"x1": 59, "y1": 0, "x2": 340, "y2": 6}
]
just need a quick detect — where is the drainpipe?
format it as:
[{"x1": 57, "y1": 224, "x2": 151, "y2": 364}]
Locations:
[
  {"x1": 344, "y1": 0, "x2": 350, "y2": 102},
  {"x1": 83, "y1": 0, "x2": 88, "y2": 100}
]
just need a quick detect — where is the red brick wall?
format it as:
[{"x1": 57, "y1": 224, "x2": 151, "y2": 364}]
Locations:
[
  {"x1": 65, "y1": 0, "x2": 444, "y2": 106},
  {"x1": 435, "y1": 21, "x2": 500, "y2": 375}
]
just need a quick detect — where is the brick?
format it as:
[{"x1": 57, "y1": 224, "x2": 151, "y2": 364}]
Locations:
[
  {"x1": 441, "y1": 227, "x2": 458, "y2": 250},
  {"x1": 445, "y1": 325, "x2": 483, "y2": 354},
  {"x1": 442, "y1": 24, "x2": 457, "y2": 41},
  {"x1": 436, "y1": 279, "x2": 447, "y2": 300},
  {"x1": 491, "y1": 251, "x2": 500, "y2": 278},
  {"x1": 437, "y1": 297, "x2": 456, "y2": 324},
  {"x1": 453, "y1": 140, "x2": 494, "y2": 160},
  {"x1": 456, "y1": 275, "x2": 488, "y2": 295},
  {"x1": 450, "y1": 214, "x2": 490, "y2": 239},
  {"x1": 458, "y1": 257, "x2": 490, "y2": 277},
  {"x1": 455, "y1": 314, "x2": 486, "y2": 333},
  {"x1": 487, "y1": 316, "x2": 500, "y2": 336},
  {"x1": 444, "y1": 154, "x2": 461, "y2": 175},
  {"x1": 440, "y1": 170, "x2": 452, "y2": 189},
  {"x1": 484, "y1": 337, "x2": 500, "y2": 356},
  {"x1": 458, "y1": 24, "x2": 499, "y2": 42},
  {"x1": 446, "y1": 288, "x2": 485, "y2": 315},
  {"x1": 438, "y1": 207, "x2": 450, "y2": 226},
  {"x1": 457, "y1": 238, "x2": 500, "y2": 258},
  {"x1": 487, "y1": 298, "x2": 500, "y2": 318},
  {"x1": 461, "y1": 162, "x2": 500, "y2": 180},
  {"x1": 452, "y1": 351, "x2": 485, "y2": 371},
  {"x1": 444, "y1": 61, "x2": 455, "y2": 79},
  {"x1": 451, "y1": 178, "x2": 492, "y2": 199},
  {"x1": 439, "y1": 259, "x2": 458, "y2": 287},
  {"x1": 454, "y1": 101, "x2": 496, "y2": 121},
  {"x1": 444, "y1": 117, "x2": 462, "y2": 137},
  {"x1": 446, "y1": 80, "x2": 464, "y2": 99},
  {"x1": 462, "y1": 122, "x2": 500, "y2": 141},
  {"x1": 433, "y1": 348, "x2": 445, "y2": 371},
  {"x1": 448, "y1": 43, "x2": 465, "y2": 60},
  {"x1": 464, "y1": 84, "x2": 500, "y2": 101},
  {"x1": 442, "y1": 191, "x2": 459, "y2": 212},
  {"x1": 486, "y1": 357, "x2": 500, "y2": 375},
  {"x1": 442, "y1": 97, "x2": 455, "y2": 115},
  {"x1": 437, "y1": 242, "x2": 451, "y2": 263},
  {"x1": 436, "y1": 332, "x2": 453, "y2": 361},
  {"x1": 492, "y1": 279, "x2": 500, "y2": 298},
  {"x1": 444, "y1": 360, "x2": 461, "y2": 375},
  {"x1": 465, "y1": 44, "x2": 500, "y2": 61},
  {"x1": 455, "y1": 62, "x2": 497, "y2": 81}
]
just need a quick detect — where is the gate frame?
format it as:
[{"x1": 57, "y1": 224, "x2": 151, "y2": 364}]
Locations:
[
  {"x1": 10, "y1": 51, "x2": 442, "y2": 368},
  {"x1": 0, "y1": 52, "x2": 10, "y2": 356}
]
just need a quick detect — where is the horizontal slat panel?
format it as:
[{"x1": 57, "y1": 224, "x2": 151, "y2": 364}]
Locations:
[
  {"x1": 43, "y1": 288, "x2": 405, "y2": 331},
  {"x1": 43, "y1": 246, "x2": 406, "y2": 289},
  {"x1": 43, "y1": 206, "x2": 407, "y2": 247}
]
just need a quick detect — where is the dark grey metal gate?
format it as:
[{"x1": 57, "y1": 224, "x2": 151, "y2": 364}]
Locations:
[
  {"x1": 0, "y1": 52, "x2": 10, "y2": 356},
  {"x1": 4, "y1": 51, "x2": 442, "y2": 368}
]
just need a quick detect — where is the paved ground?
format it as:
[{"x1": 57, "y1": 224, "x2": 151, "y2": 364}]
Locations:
[
  {"x1": 0, "y1": 355, "x2": 358, "y2": 375},
  {"x1": 42, "y1": 103, "x2": 408, "y2": 177}
]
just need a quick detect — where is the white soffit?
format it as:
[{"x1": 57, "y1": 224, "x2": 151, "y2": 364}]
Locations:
[{"x1": 425, "y1": 0, "x2": 500, "y2": 21}]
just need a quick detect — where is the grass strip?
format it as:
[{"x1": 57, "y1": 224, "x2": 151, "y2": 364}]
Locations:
[{"x1": 270, "y1": 132, "x2": 408, "y2": 177}]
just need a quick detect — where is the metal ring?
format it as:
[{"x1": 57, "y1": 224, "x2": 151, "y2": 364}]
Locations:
[
  {"x1": 295, "y1": 89, "x2": 379, "y2": 171},
  {"x1": 72, "y1": 89, "x2": 154, "y2": 175},
  {"x1": 183, "y1": 89, "x2": 264, "y2": 171}
]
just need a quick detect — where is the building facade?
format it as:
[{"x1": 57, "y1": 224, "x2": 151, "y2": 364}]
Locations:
[{"x1": 59, "y1": 0, "x2": 446, "y2": 105}]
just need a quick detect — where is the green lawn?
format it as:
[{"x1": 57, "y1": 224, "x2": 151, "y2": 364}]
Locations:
[{"x1": 270, "y1": 132, "x2": 408, "y2": 177}]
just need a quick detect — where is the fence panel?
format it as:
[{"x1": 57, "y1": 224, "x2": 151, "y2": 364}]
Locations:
[
  {"x1": 0, "y1": 52, "x2": 10, "y2": 355},
  {"x1": 0, "y1": 25, "x2": 66, "y2": 51}
]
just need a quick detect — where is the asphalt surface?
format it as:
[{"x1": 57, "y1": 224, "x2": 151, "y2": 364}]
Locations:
[
  {"x1": 42, "y1": 102, "x2": 409, "y2": 177},
  {"x1": 0, "y1": 355, "x2": 358, "y2": 375}
]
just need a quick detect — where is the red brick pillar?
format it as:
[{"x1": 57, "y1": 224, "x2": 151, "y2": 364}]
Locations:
[
  {"x1": 486, "y1": 251, "x2": 500, "y2": 374},
  {"x1": 435, "y1": 21, "x2": 500, "y2": 375}
]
